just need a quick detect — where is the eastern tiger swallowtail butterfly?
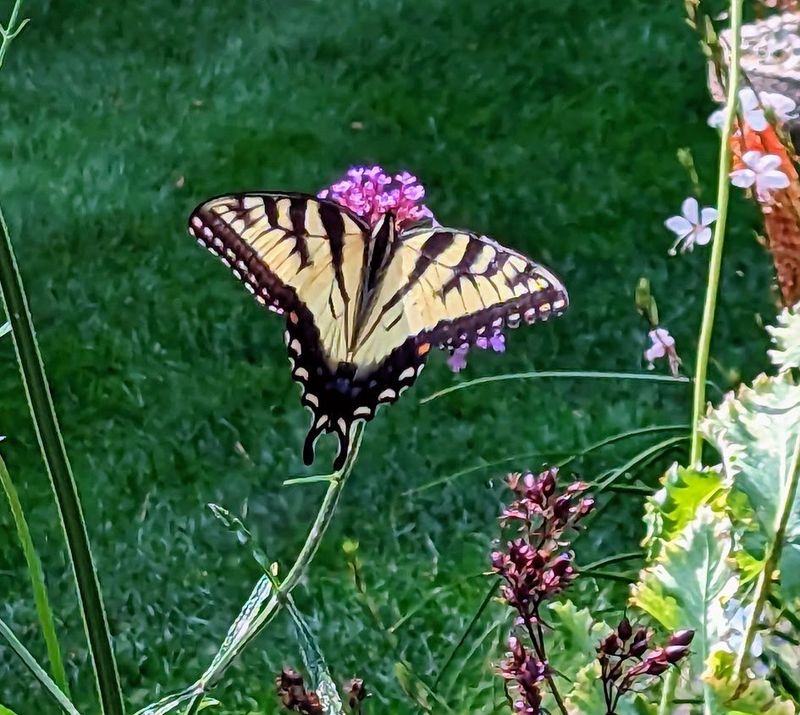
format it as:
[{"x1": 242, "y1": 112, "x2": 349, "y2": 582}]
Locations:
[{"x1": 188, "y1": 192, "x2": 568, "y2": 470}]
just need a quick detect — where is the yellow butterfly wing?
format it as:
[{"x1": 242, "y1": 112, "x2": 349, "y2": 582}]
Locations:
[
  {"x1": 353, "y1": 226, "x2": 568, "y2": 372},
  {"x1": 189, "y1": 192, "x2": 368, "y2": 366}
]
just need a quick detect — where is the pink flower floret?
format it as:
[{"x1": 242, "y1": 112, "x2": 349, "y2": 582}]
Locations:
[{"x1": 319, "y1": 165, "x2": 434, "y2": 229}]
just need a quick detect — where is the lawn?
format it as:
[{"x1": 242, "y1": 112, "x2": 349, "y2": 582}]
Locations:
[{"x1": 0, "y1": 0, "x2": 776, "y2": 713}]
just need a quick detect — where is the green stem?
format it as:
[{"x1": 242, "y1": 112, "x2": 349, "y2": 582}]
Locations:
[
  {"x1": 689, "y1": 0, "x2": 742, "y2": 467},
  {"x1": 689, "y1": 3, "x2": 742, "y2": 712},
  {"x1": 0, "y1": 454, "x2": 70, "y2": 695},
  {"x1": 733, "y1": 432, "x2": 800, "y2": 685},
  {"x1": 0, "y1": 207, "x2": 123, "y2": 713},
  {"x1": 0, "y1": 617, "x2": 81, "y2": 715},
  {"x1": 658, "y1": 669, "x2": 679, "y2": 715},
  {"x1": 179, "y1": 426, "x2": 365, "y2": 713}
]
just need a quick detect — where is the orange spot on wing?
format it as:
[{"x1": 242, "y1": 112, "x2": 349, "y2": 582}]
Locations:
[
  {"x1": 289, "y1": 311, "x2": 298, "y2": 324},
  {"x1": 417, "y1": 342, "x2": 431, "y2": 356}
]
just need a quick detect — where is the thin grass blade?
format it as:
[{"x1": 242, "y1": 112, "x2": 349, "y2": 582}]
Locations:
[
  {"x1": 421, "y1": 370, "x2": 691, "y2": 404},
  {"x1": 0, "y1": 618, "x2": 81, "y2": 715},
  {"x1": 0, "y1": 455, "x2": 69, "y2": 695}
]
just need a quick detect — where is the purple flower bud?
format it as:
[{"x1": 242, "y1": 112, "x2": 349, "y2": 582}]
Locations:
[
  {"x1": 664, "y1": 645, "x2": 690, "y2": 663},
  {"x1": 600, "y1": 633, "x2": 621, "y2": 655},
  {"x1": 668, "y1": 629, "x2": 695, "y2": 647},
  {"x1": 646, "y1": 660, "x2": 670, "y2": 677},
  {"x1": 617, "y1": 617, "x2": 632, "y2": 642}
]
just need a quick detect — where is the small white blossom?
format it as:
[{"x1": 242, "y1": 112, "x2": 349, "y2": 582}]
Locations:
[
  {"x1": 644, "y1": 328, "x2": 682, "y2": 377},
  {"x1": 760, "y1": 91, "x2": 797, "y2": 123},
  {"x1": 664, "y1": 197, "x2": 718, "y2": 254},
  {"x1": 730, "y1": 150, "x2": 790, "y2": 200}
]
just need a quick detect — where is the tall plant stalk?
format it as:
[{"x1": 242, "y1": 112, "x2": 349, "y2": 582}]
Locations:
[
  {"x1": 662, "y1": 1, "x2": 743, "y2": 713},
  {"x1": 0, "y1": 11, "x2": 125, "y2": 705},
  {"x1": 689, "y1": 0, "x2": 742, "y2": 466}
]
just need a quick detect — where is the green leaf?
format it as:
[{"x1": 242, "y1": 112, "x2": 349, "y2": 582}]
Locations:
[
  {"x1": 0, "y1": 454, "x2": 70, "y2": 696},
  {"x1": 642, "y1": 463, "x2": 725, "y2": 559},
  {"x1": 0, "y1": 617, "x2": 81, "y2": 715},
  {"x1": 631, "y1": 506, "x2": 738, "y2": 675},
  {"x1": 209, "y1": 504, "x2": 344, "y2": 714},
  {"x1": 544, "y1": 601, "x2": 608, "y2": 685},
  {"x1": 701, "y1": 372, "x2": 800, "y2": 599},
  {"x1": 767, "y1": 304, "x2": 800, "y2": 371},
  {"x1": 0, "y1": 320, "x2": 9, "y2": 338},
  {"x1": 564, "y1": 662, "x2": 656, "y2": 715},
  {"x1": 0, "y1": 704, "x2": 20, "y2": 715},
  {"x1": 703, "y1": 650, "x2": 796, "y2": 714}
]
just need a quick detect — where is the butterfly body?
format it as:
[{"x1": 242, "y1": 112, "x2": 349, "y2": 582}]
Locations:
[{"x1": 189, "y1": 192, "x2": 567, "y2": 470}]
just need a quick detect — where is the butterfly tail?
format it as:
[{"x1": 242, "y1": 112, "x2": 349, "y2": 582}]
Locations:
[
  {"x1": 302, "y1": 416, "x2": 352, "y2": 472},
  {"x1": 303, "y1": 418, "x2": 327, "y2": 466}
]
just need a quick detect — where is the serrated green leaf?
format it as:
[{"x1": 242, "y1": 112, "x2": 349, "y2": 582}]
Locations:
[
  {"x1": 544, "y1": 601, "x2": 608, "y2": 683},
  {"x1": 642, "y1": 463, "x2": 725, "y2": 558},
  {"x1": 768, "y1": 305, "x2": 800, "y2": 371},
  {"x1": 703, "y1": 649, "x2": 796, "y2": 714},
  {"x1": 631, "y1": 507, "x2": 738, "y2": 675},
  {"x1": 701, "y1": 372, "x2": 800, "y2": 599},
  {"x1": 564, "y1": 661, "x2": 656, "y2": 715}
]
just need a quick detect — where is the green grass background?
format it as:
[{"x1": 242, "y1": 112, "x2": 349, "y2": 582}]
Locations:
[{"x1": 0, "y1": 0, "x2": 776, "y2": 712}]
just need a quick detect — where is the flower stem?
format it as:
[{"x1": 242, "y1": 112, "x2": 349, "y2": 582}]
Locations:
[
  {"x1": 689, "y1": 0, "x2": 742, "y2": 467},
  {"x1": 733, "y1": 432, "x2": 800, "y2": 686},
  {"x1": 176, "y1": 426, "x2": 365, "y2": 714},
  {"x1": 0, "y1": 25, "x2": 124, "y2": 715}
]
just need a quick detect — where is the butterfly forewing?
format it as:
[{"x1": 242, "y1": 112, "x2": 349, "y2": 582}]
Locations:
[
  {"x1": 353, "y1": 227, "x2": 568, "y2": 365},
  {"x1": 189, "y1": 192, "x2": 369, "y2": 365}
]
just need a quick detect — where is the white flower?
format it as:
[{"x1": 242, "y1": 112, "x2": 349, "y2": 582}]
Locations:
[
  {"x1": 760, "y1": 91, "x2": 797, "y2": 123},
  {"x1": 644, "y1": 328, "x2": 682, "y2": 377},
  {"x1": 730, "y1": 150, "x2": 791, "y2": 200},
  {"x1": 664, "y1": 197, "x2": 718, "y2": 254},
  {"x1": 740, "y1": 88, "x2": 769, "y2": 131}
]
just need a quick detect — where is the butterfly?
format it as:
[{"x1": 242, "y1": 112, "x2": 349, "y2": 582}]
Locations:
[{"x1": 188, "y1": 192, "x2": 568, "y2": 470}]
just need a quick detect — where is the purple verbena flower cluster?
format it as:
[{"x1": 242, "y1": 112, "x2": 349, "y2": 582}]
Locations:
[
  {"x1": 275, "y1": 667, "x2": 323, "y2": 715},
  {"x1": 276, "y1": 667, "x2": 368, "y2": 715},
  {"x1": 318, "y1": 166, "x2": 433, "y2": 229},
  {"x1": 492, "y1": 467, "x2": 594, "y2": 713},
  {"x1": 499, "y1": 635, "x2": 548, "y2": 714},
  {"x1": 598, "y1": 618, "x2": 693, "y2": 714}
]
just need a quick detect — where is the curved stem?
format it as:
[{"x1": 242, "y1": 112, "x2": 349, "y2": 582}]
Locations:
[
  {"x1": 173, "y1": 426, "x2": 365, "y2": 715},
  {"x1": 689, "y1": 0, "x2": 742, "y2": 467}
]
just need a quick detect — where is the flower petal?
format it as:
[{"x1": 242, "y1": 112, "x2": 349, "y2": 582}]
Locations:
[
  {"x1": 681, "y1": 197, "x2": 699, "y2": 224},
  {"x1": 745, "y1": 108, "x2": 768, "y2": 132},
  {"x1": 694, "y1": 226, "x2": 712, "y2": 245},
  {"x1": 741, "y1": 150, "x2": 763, "y2": 168},
  {"x1": 755, "y1": 154, "x2": 782, "y2": 172},
  {"x1": 664, "y1": 216, "x2": 693, "y2": 237},
  {"x1": 739, "y1": 88, "x2": 758, "y2": 111},
  {"x1": 730, "y1": 168, "x2": 756, "y2": 188},
  {"x1": 760, "y1": 170, "x2": 790, "y2": 190},
  {"x1": 700, "y1": 207, "x2": 718, "y2": 225},
  {"x1": 707, "y1": 108, "x2": 726, "y2": 129}
]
